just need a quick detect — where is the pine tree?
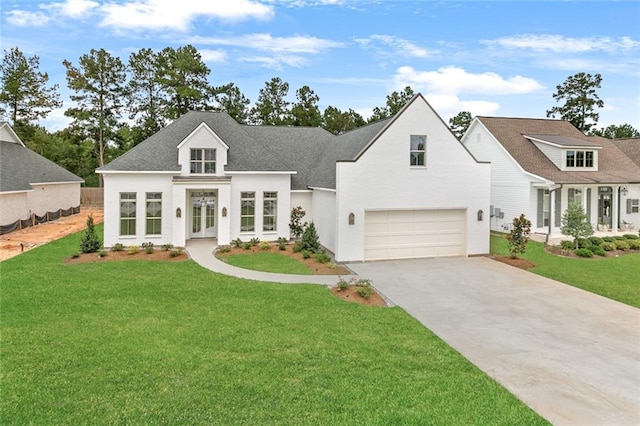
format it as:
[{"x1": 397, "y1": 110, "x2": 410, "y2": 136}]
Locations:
[{"x1": 80, "y1": 214, "x2": 102, "y2": 253}]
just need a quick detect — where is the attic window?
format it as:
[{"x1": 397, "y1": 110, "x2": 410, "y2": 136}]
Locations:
[
  {"x1": 410, "y1": 135, "x2": 426, "y2": 166},
  {"x1": 190, "y1": 148, "x2": 216, "y2": 174},
  {"x1": 565, "y1": 149, "x2": 594, "y2": 168}
]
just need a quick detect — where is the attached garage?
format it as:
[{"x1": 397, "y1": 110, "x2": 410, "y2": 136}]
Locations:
[{"x1": 364, "y1": 209, "x2": 466, "y2": 260}]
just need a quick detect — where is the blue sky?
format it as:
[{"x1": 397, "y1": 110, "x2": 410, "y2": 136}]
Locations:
[{"x1": 2, "y1": 0, "x2": 639, "y2": 132}]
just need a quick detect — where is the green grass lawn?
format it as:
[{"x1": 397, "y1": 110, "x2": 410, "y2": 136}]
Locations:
[
  {"x1": 0, "y1": 226, "x2": 546, "y2": 424},
  {"x1": 491, "y1": 234, "x2": 640, "y2": 308},
  {"x1": 221, "y1": 251, "x2": 313, "y2": 275}
]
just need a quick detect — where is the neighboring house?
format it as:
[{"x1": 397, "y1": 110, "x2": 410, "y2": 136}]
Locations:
[
  {"x1": 0, "y1": 122, "x2": 83, "y2": 229},
  {"x1": 97, "y1": 94, "x2": 490, "y2": 262},
  {"x1": 462, "y1": 117, "x2": 640, "y2": 239}
]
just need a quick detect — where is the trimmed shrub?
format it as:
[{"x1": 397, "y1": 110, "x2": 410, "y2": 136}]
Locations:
[
  {"x1": 560, "y1": 240, "x2": 574, "y2": 250},
  {"x1": 169, "y1": 247, "x2": 183, "y2": 257},
  {"x1": 601, "y1": 242, "x2": 616, "y2": 251},
  {"x1": 232, "y1": 238, "x2": 243, "y2": 248},
  {"x1": 587, "y1": 236, "x2": 603, "y2": 246},
  {"x1": 278, "y1": 241, "x2": 286, "y2": 251},
  {"x1": 614, "y1": 240, "x2": 630, "y2": 251},
  {"x1": 249, "y1": 237, "x2": 260, "y2": 247},
  {"x1": 602, "y1": 236, "x2": 615, "y2": 243},
  {"x1": 217, "y1": 245, "x2": 231, "y2": 253},
  {"x1": 301, "y1": 249, "x2": 312, "y2": 259},
  {"x1": 98, "y1": 250, "x2": 108, "y2": 258},
  {"x1": 577, "y1": 238, "x2": 592, "y2": 249},
  {"x1": 336, "y1": 278, "x2": 349, "y2": 291},
  {"x1": 161, "y1": 243, "x2": 173, "y2": 251},
  {"x1": 355, "y1": 279, "x2": 374, "y2": 299},
  {"x1": 258, "y1": 241, "x2": 270, "y2": 250},
  {"x1": 127, "y1": 245, "x2": 139, "y2": 255},
  {"x1": 112, "y1": 243, "x2": 125, "y2": 252},
  {"x1": 623, "y1": 234, "x2": 638, "y2": 240},
  {"x1": 627, "y1": 240, "x2": 640, "y2": 250},
  {"x1": 300, "y1": 221, "x2": 321, "y2": 253},
  {"x1": 242, "y1": 242, "x2": 252, "y2": 250},
  {"x1": 292, "y1": 240, "x2": 303, "y2": 253},
  {"x1": 315, "y1": 251, "x2": 331, "y2": 264},
  {"x1": 80, "y1": 214, "x2": 101, "y2": 253},
  {"x1": 613, "y1": 236, "x2": 625, "y2": 241},
  {"x1": 574, "y1": 248, "x2": 594, "y2": 258},
  {"x1": 591, "y1": 246, "x2": 607, "y2": 256},
  {"x1": 141, "y1": 242, "x2": 154, "y2": 254}
]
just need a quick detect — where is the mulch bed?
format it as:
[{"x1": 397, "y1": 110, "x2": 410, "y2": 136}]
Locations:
[
  {"x1": 216, "y1": 244, "x2": 352, "y2": 275},
  {"x1": 65, "y1": 249, "x2": 188, "y2": 263},
  {"x1": 490, "y1": 255, "x2": 536, "y2": 270},
  {"x1": 330, "y1": 285, "x2": 388, "y2": 307}
]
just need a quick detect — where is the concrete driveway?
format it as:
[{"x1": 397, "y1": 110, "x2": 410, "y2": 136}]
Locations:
[{"x1": 348, "y1": 257, "x2": 640, "y2": 426}]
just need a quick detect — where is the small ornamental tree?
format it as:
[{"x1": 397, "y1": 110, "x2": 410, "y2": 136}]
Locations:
[
  {"x1": 561, "y1": 201, "x2": 594, "y2": 249},
  {"x1": 80, "y1": 214, "x2": 101, "y2": 253},
  {"x1": 506, "y1": 214, "x2": 532, "y2": 259},
  {"x1": 299, "y1": 221, "x2": 321, "y2": 253},
  {"x1": 289, "y1": 206, "x2": 308, "y2": 240}
]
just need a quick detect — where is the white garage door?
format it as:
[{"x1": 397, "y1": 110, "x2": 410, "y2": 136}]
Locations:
[{"x1": 364, "y1": 209, "x2": 466, "y2": 260}]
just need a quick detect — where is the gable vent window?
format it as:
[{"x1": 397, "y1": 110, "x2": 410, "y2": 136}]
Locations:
[
  {"x1": 190, "y1": 148, "x2": 216, "y2": 174},
  {"x1": 410, "y1": 135, "x2": 426, "y2": 167},
  {"x1": 566, "y1": 150, "x2": 594, "y2": 168}
]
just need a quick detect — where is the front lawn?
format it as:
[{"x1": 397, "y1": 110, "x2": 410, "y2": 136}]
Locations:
[
  {"x1": 220, "y1": 251, "x2": 313, "y2": 274},
  {"x1": 491, "y1": 234, "x2": 640, "y2": 308},
  {"x1": 0, "y1": 227, "x2": 546, "y2": 424}
]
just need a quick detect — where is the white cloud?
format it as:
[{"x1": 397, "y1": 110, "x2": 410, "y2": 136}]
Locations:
[
  {"x1": 199, "y1": 49, "x2": 227, "y2": 63},
  {"x1": 43, "y1": 0, "x2": 99, "y2": 18},
  {"x1": 99, "y1": 0, "x2": 274, "y2": 32},
  {"x1": 188, "y1": 33, "x2": 343, "y2": 53},
  {"x1": 483, "y1": 34, "x2": 640, "y2": 53},
  {"x1": 240, "y1": 54, "x2": 308, "y2": 70},
  {"x1": 355, "y1": 34, "x2": 437, "y2": 58},
  {"x1": 393, "y1": 66, "x2": 544, "y2": 95},
  {"x1": 5, "y1": 10, "x2": 50, "y2": 27},
  {"x1": 41, "y1": 107, "x2": 73, "y2": 132},
  {"x1": 422, "y1": 94, "x2": 500, "y2": 121}
]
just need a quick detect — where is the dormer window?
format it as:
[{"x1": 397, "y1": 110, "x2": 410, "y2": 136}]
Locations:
[
  {"x1": 190, "y1": 148, "x2": 216, "y2": 174},
  {"x1": 566, "y1": 150, "x2": 594, "y2": 168}
]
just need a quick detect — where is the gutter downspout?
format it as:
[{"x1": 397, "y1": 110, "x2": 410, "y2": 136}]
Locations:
[{"x1": 545, "y1": 184, "x2": 563, "y2": 244}]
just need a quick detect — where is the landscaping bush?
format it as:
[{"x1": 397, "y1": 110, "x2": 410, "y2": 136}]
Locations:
[
  {"x1": 315, "y1": 251, "x2": 331, "y2": 264},
  {"x1": 602, "y1": 236, "x2": 615, "y2": 242},
  {"x1": 141, "y1": 242, "x2": 154, "y2": 254},
  {"x1": 250, "y1": 237, "x2": 260, "y2": 247},
  {"x1": 80, "y1": 214, "x2": 101, "y2": 253},
  {"x1": 506, "y1": 214, "x2": 531, "y2": 258},
  {"x1": 614, "y1": 240, "x2": 630, "y2": 251},
  {"x1": 161, "y1": 243, "x2": 173, "y2": 251},
  {"x1": 574, "y1": 248, "x2": 594, "y2": 258},
  {"x1": 292, "y1": 240, "x2": 303, "y2": 253},
  {"x1": 355, "y1": 279, "x2": 374, "y2": 299},
  {"x1": 601, "y1": 242, "x2": 616, "y2": 251},
  {"x1": 258, "y1": 241, "x2": 270, "y2": 251},
  {"x1": 98, "y1": 250, "x2": 108, "y2": 258},
  {"x1": 217, "y1": 245, "x2": 231, "y2": 253},
  {"x1": 623, "y1": 234, "x2": 638, "y2": 240},
  {"x1": 278, "y1": 241, "x2": 286, "y2": 251},
  {"x1": 627, "y1": 240, "x2": 640, "y2": 250},
  {"x1": 301, "y1": 249, "x2": 312, "y2": 259},
  {"x1": 299, "y1": 221, "x2": 321, "y2": 253},
  {"x1": 232, "y1": 238, "x2": 243, "y2": 248},
  {"x1": 336, "y1": 278, "x2": 349, "y2": 291},
  {"x1": 587, "y1": 236, "x2": 603, "y2": 246},
  {"x1": 613, "y1": 236, "x2": 625, "y2": 241},
  {"x1": 289, "y1": 206, "x2": 308, "y2": 240},
  {"x1": 577, "y1": 238, "x2": 592, "y2": 249},
  {"x1": 242, "y1": 242, "x2": 252, "y2": 250},
  {"x1": 169, "y1": 248, "x2": 182, "y2": 257},
  {"x1": 560, "y1": 240, "x2": 574, "y2": 250},
  {"x1": 127, "y1": 245, "x2": 139, "y2": 255},
  {"x1": 112, "y1": 243, "x2": 125, "y2": 252},
  {"x1": 277, "y1": 237, "x2": 289, "y2": 244},
  {"x1": 591, "y1": 246, "x2": 607, "y2": 257}
]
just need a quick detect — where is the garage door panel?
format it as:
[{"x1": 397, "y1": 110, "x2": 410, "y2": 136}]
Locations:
[{"x1": 364, "y1": 209, "x2": 466, "y2": 260}]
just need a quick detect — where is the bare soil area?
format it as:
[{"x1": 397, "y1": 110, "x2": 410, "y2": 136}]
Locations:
[
  {"x1": 0, "y1": 208, "x2": 104, "y2": 262},
  {"x1": 491, "y1": 255, "x2": 536, "y2": 270}
]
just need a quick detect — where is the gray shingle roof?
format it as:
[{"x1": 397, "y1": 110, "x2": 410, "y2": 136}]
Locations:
[
  {"x1": 0, "y1": 140, "x2": 83, "y2": 192},
  {"x1": 612, "y1": 138, "x2": 640, "y2": 168},
  {"x1": 525, "y1": 134, "x2": 602, "y2": 148},
  {"x1": 99, "y1": 110, "x2": 394, "y2": 190},
  {"x1": 477, "y1": 117, "x2": 640, "y2": 184}
]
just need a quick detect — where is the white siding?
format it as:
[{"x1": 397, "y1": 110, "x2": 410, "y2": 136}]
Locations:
[
  {"x1": 620, "y1": 184, "x2": 640, "y2": 231},
  {"x1": 0, "y1": 192, "x2": 29, "y2": 224},
  {"x1": 0, "y1": 183, "x2": 80, "y2": 225},
  {"x1": 532, "y1": 141, "x2": 562, "y2": 168},
  {"x1": 335, "y1": 98, "x2": 490, "y2": 262},
  {"x1": 177, "y1": 124, "x2": 228, "y2": 176},
  {"x1": 290, "y1": 191, "x2": 313, "y2": 234},
  {"x1": 310, "y1": 189, "x2": 336, "y2": 253}
]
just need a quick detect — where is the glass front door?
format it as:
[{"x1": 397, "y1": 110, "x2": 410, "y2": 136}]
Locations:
[
  {"x1": 598, "y1": 187, "x2": 612, "y2": 228},
  {"x1": 190, "y1": 191, "x2": 217, "y2": 238}
]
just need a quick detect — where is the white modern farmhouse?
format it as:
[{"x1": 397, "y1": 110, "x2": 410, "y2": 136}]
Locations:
[
  {"x1": 98, "y1": 94, "x2": 490, "y2": 262},
  {"x1": 462, "y1": 117, "x2": 640, "y2": 239}
]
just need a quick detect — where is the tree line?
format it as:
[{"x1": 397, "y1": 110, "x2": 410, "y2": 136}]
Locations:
[{"x1": 1, "y1": 45, "x2": 637, "y2": 186}]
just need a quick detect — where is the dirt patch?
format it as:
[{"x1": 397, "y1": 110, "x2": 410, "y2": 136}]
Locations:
[
  {"x1": 64, "y1": 248, "x2": 188, "y2": 264},
  {"x1": 0, "y1": 208, "x2": 104, "y2": 262},
  {"x1": 491, "y1": 255, "x2": 536, "y2": 270},
  {"x1": 216, "y1": 244, "x2": 352, "y2": 275},
  {"x1": 330, "y1": 285, "x2": 387, "y2": 307}
]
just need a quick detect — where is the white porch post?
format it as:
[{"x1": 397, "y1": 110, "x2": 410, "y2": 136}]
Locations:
[
  {"x1": 550, "y1": 187, "x2": 556, "y2": 235},
  {"x1": 612, "y1": 185, "x2": 620, "y2": 235}
]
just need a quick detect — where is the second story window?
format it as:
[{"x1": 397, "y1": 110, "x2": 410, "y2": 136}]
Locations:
[
  {"x1": 566, "y1": 150, "x2": 594, "y2": 168},
  {"x1": 410, "y1": 135, "x2": 426, "y2": 166},
  {"x1": 191, "y1": 148, "x2": 216, "y2": 174}
]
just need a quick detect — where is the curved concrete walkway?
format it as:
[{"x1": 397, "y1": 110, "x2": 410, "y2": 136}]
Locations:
[{"x1": 185, "y1": 239, "x2": 357, "y2": 285}]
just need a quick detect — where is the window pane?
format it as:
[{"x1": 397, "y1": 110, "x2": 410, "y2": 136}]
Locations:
[
  {"x1": 576, "y1": 151, "x2": 584, "y2": 167},
  {"x1": 191, "y1": 149, "x2": 201, "y2": 160},
  {"x1": 191, "y1": 162, "x2": 202, "y2": 174},
  {"x1": 204, "y1": 162, "x2": 215, "y2": 173},
  {"x1": 585, "y1": 151, "x2": 594, "y2": 167},
  {"x1": 410, "y1": 135, "x2": 426, "y2": 151},
  {"x1": 205, "y1": 149, "x2": 216, "y2": 160},
  {"x1": 566, "y1": 151, "x2": 575, "y2": 167}
]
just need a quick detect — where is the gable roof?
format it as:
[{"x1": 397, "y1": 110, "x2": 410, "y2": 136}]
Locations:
[
  {"x1": 476, "y1": 117, "x2": 640, "y2": 184},
  {"x1": 611, "y1": 138, "x2": 640, "y2": 168},
  {"x1": 0, "y1": 140, "x2": 83, "y2": 193},
  {"x1": 98, "y1": 110, "x2": 393, "y2": 190}
]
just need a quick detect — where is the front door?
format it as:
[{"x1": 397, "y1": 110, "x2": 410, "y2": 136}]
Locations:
[
  {"x1": 190, "y1": 191, "x2": 216, "y2": 238},
  {"x1": 598, "y1": 187, "x2": 612, "y2": 228}
]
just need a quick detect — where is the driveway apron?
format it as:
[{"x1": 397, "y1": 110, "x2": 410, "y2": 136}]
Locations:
[{"x1": 347, "y1": 257, "x2": 640, "y2": 426}]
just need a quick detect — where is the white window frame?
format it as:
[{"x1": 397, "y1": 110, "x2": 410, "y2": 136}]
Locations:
[
  {"x1": 145, "y1": 192, "x2": 162, "y2": 236},
  {"x1": 120, "y1": 192, "x2": 136, "y2": 236},
  {"x1": 565, "y1": 149, "x2": 595, "y2": 169},
  {"x1": 190, "y1": 148, "x2": 216, "y2": 174},
  {"x1": 410, "y1": 135, "x2": 426, "y2": 167},
  {"x1": 240, "y1": 192, "x2": 255, "y2": 232},
  {"x1": 263, "y1": 192, "x2": 277, "y2": 232}
]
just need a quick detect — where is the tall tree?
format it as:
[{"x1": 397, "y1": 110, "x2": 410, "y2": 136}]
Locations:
[
  {"x1": 368, "y1": 86, "x2": 415, "y2": 123},
  {"x1": 127, "y1": 48, "x2": 166, "y2": 143},
  {"x1": 291, "y1": 85, "x2": 322, "y2": 127},
  {"x1": 449, "y1": 111, "x2": 473, "y2": 140},
  {"x1": 63, "y1": 48, "x2": 127, "y2": 186},
  {"x1": 214, "y1": 83, "x2": 251, "y2": 124},
  {"x1": 250, "y1": 77, "x2": 292, "y2": 125},
  {"x1": 590, "y1": 123, "x2": 640, "y2": 139},
  {"x1": 546, "y1": 72, "x2": 604, "y2": 133},
  {"x1": 155, "y1": 45, "x2": 217, "y2": 119},
  {"x1": 0, "y1": 47, "x2": 62, "y2": 129},
  {"x1": 322, "y1": 106, "x2": 365, "y2": 135}
]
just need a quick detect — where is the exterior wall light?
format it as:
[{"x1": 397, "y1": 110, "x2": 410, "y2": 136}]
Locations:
[
  {"x1": 222, "y1": 207, "x2": 227, "y2": 217},
  {"x1": 348, "y1": 212, "x2": 355, "y2": 225},
  {"x1": 176, "y1": 207, "x2": 182, "y2": 218},
  {"x1": 477, "y1": 209, "x2": 484, "y2": 221}
]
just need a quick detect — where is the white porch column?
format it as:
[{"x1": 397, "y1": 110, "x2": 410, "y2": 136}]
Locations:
[
  {"x1": 612, "y1": 185, "x2": 620, "y2": 235},
  {"x1": 549, "y1": 187, "x2": 556, "y2": 236}
]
